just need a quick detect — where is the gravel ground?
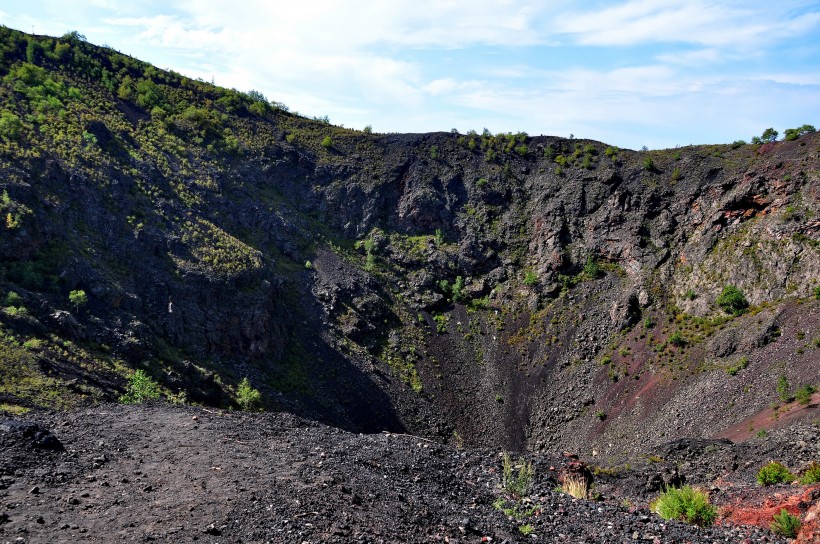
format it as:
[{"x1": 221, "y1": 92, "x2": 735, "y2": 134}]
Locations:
[{"x1": 1, "y1": 404, "x2": 810, "y2": 543}]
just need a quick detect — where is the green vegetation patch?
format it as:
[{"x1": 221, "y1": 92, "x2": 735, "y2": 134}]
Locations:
[
  {"x1": 173, "y1": 219, "x2": 262, "y2": 277},
  {"x1": 770, "y1": 509, "x2": 801, "y2": 538},
  {"x1": 757, "y1": 461, "x2": 795, "y2": 486},
  {"x1": 652, "y1": 486, "x2": 717, "y2": 527},
  {"x1": 716, "y1": 285, "x2": 749, "y2": 316}
]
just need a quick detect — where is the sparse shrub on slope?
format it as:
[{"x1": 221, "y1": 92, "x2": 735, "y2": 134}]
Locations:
[
  {"x1": 119, "y1": 370, "x2": 161, "y2": 404},
  {"x1": 237, "y1": 377, "x2": 262, "y2": 411},
  {"x1": 798, "y1": 461, "x2": 820, "y2": 485},
  {"x1": 794, "y1": 384, "x2": 816, "y2": 405},
  {"x1": 783, "y1": 124, "x2": 816, "y2": 141},
  {"x1": 502, "y1": 452, "x2": 534, "y2": 498},
  {"x1": 757, "y1": 461, "x2": 795, "y2": 486},
  {"x1": 716, "y1": 285, "x2": 748, "y2": 316},
  {"x1": 770, "y1": 509, "x2": 801, "y2": 538},
  {"x1": 652, "y1": 486, "x2": 717, "y2": 527}
]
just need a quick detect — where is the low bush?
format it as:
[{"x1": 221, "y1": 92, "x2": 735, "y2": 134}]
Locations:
[
  {"x1": 770, "y1": 509, "x2": 801, "y2": 538},
  {"x1": 716, "y1": 285, "x2": 748, "y2": 316},
  {"x1": 502, "y1": 453, "x2": 534, "y2": 497},
  {"x1": 523, "y1": 271, "x2": 537, "y2": 286},
  {"x1": 757, "y1": 461, "x2": 795, "y2": 486},
  {"x1": 237, "y1": 377, "x2": 262, "y2": 411},
  {"x1": 726, "y1": 356, "x2": 748, "y2": 376},
  {"x1": 652, "y1": 486, "x2": 717, "y2": 527},
  {"x1": 5, "y1": 291, "x2": 22, "y2": 307},
  {"x1": 119, "y1": 369, "x2": 162, "y2": 404},
  {"x1": 777, "y1": 374, "x2": 791, "y2": 402},
  {"x1": 794, "y1": 384, "x2": 816, "y2": 405},
  {"x1": 798, "y1": 461, "x2": 820, "y2": 485},
  {"x1": 669, "y1": 330, "x2": 686, "y2": 347}
]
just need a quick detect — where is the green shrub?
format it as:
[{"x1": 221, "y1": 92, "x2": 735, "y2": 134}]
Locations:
[
  {"x1": 5, "y1": 291, "x2": 22, "y2": 307},
  {"x1": 451, "y1": 276, "x2": 465, "y2": 303},
  {"x1": 321, "y1": 136, "x2": 332, "y2": 148},
  {"x1": 671, "y1": 167, "x2": 681, "y2": 181},
  {"x1": 434, "y1": 229, "x2": 444, "y2": 245},
  {"x1": 798, "y1": 461, "x2": 820, "y2": 485},
  {"x1": 582, "y1": 257, "x2": 599, "y2": 279},
  {"x1": 502, "y1": 452, "x2": 534, "y2": 497},
  {"x1": 0, "y1": 111, "x2": 22, "y2": 140},
  {"x1": 783, "y1": 124, "x2": 815, "y2": 141},
  {"x1": 777, "y1": 374, "x2": 791, "y2": 402},
  {"x1": 652, "y1": 486, "x2": 717, "y2": 527},
  {"x1": 795, "y1": 384, "x2": 816, "y2": 405},
  {"x1": 237, "y1": 377, "x2": 262, "y2": 411},
  {"x1": 69, "y1": 289, "x2": 88, "y2": 312},
  {"x1": 643, "y1": 157, "x2": 655, "y2": 171},
  {"x1": 716, "y1": 285, "x2": 748, "y2": 316},
  {"x1": 770, "y1": 509, "x2": 801, "y2": 538},
  {"x1": 433, "y1": 314, "x2": 447, "y2": 333},
  {"x1": 523, "y1": 271, "x2": 537, "y2": 286},
  {"x1": 119, "y1": 369, "x2": 162, "y2": 403},
  {"x1": 756, "y1": 128, "x2": 779, "y2": 143},
  {"x1": 726, "y1": 356, "x2": 748, "y2": 376},
  {"x1": 757, "y1": 461, "x2": 795, "y2": 485},
  {"x1": 669, "y1": 330, "x2": 686, "y2": 347}
]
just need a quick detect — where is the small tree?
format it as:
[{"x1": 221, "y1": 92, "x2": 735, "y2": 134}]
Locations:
[
  {"x1": 760, "y1": 128, "x2": 779, "y2": 143},
  {"x1": 320, "y1": 136, "x2": 333, "y2": 148},
  {"x1": 784, "y1": 124, "x2": 816, "y2": 141},
  {"x1": 770, "y1": 509, "x2": 801, "y2": 538},
  {"x1": 69, "y1": 289, "x2": 88, "y2": 313},
  {"x1": 237, "y1": 377, "x2": 262, "y2": 411},
  {"x1": 716, "y1": 285, "x2": 748, "y2": 316},
  {"x1": 776, "y1": 374, "x2": 791, "y2": 402}
]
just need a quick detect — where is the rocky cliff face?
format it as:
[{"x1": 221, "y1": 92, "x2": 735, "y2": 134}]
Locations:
[{"x1": 0, "y1": 28, "x2": 817, "y2": 457}]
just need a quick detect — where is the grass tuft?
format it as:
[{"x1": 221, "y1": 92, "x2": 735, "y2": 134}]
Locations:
[{"x1": 652, "y1": 486, "x2": 717, "y2": 527}]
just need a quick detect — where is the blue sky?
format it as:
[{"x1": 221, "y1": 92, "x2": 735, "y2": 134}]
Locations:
[{"x1": 2, "y1": 1, "x2": 819, "y2": 150}]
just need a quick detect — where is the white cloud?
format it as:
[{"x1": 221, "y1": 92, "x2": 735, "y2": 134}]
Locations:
[
  {"x1": 654, "y1": 48, "x2": 723, "y2": 66},
  {"x1": 3, "y1": 0, "x2": 819, "y2": 147},
  {"x1": 555, "y1": 1, "x2": 820, "y2": 49}
]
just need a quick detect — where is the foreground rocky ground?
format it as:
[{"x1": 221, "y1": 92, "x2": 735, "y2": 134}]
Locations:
[{"x1": 2, "y1": 404, "x2": 818, "y2": 543}]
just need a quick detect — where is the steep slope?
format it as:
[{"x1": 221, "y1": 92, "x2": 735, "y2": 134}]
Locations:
[{"x1": 0, "y1": 28, "x2": 818, "y2": 459}]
